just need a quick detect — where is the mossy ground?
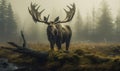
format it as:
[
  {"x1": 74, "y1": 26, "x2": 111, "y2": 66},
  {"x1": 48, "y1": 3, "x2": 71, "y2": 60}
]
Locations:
[{"x1": 0, "y1": 42, "x2": 120, "y2": 71}]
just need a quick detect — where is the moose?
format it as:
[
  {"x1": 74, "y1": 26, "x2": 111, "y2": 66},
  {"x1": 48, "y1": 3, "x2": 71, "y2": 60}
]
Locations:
[{"x1": 28, "y1": 3, "x2": 76, "y2": 51}]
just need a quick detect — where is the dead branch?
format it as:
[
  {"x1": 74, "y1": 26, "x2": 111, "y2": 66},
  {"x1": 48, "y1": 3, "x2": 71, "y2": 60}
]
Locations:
[
  {"x1": 1, "y1": 31, "x2": 48, "y2": 60},
  {"x1": 21, "y1": 31, "x2": 26, "y2": 48}
]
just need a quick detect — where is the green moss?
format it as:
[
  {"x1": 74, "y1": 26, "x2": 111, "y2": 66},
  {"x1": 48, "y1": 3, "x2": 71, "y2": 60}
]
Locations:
[
  {"x1": 48, "y1": 51, "x2": 80, "y2": 65},
  {"x1": 1, "y1": 43, "x2": 120, "y2": 71},
  {"x1": 83, "y1": 54, "x2": 110, "y2": 64},
  {"x1": 74, "y1": 49, "x2": 85, "y2": 56},
  {"x1": 58, "y1": 64, "x2": 79, "y2": 71}
]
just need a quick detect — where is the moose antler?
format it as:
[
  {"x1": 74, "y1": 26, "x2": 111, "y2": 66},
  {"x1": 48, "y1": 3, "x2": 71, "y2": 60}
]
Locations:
[
  {"x1": 28, "y1": 3, "x2": 49, "y2": 24},
  {"x1": 56, "y1": 3, "x2": 76, "y2": 23},
  {"x1": 28, "y1": 3, "x2": 75, "y2": 24}
]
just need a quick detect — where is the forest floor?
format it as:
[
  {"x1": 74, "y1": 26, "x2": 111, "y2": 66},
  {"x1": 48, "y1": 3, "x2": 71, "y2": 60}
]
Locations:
[{"x1": 0, "y1": 42, "x2": 120, "y2": 71}]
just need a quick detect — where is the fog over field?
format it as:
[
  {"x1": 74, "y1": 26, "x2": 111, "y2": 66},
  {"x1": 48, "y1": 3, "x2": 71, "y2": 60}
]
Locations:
[
  {"x1": 0, "y1": 0, "x2": 120, "y2": 43},
  {"x1": 10, "y1": 0, "x2": 120, "y2": 21}
]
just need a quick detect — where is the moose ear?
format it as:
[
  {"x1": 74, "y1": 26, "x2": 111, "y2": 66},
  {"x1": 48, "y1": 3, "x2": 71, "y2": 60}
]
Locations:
[{"x1": 54, "y1": 16, "x2": 59, "y2": 23}]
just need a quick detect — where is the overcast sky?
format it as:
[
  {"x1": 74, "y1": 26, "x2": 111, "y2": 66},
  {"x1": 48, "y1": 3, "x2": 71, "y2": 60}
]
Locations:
[{"x1": 10, "y1": 0, "x2": 120, "y2": 23}]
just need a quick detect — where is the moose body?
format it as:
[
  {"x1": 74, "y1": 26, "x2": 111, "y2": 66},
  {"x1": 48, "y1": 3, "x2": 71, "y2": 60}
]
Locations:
[
  {"x1": 28, "y1": 3, "x2": 75, "y2": 51},
  {"x1": 47, "y1": 24, "x2": 72, "y2": 50}
]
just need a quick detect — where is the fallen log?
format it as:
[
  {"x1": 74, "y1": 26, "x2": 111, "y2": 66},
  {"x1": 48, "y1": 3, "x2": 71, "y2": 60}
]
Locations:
[{"x1": 1, "y1": 31, "x2": 48, "y2": 60}]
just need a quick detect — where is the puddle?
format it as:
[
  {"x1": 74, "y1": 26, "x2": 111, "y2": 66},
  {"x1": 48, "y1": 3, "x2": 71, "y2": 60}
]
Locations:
[{"x1": 0, "y1": 58, "x2": 18, "y2": 71}]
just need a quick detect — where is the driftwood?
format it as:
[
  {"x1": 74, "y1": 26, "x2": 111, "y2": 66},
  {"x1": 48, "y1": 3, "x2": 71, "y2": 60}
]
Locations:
[{"x1": 1, "y1": 31, "x2": 48, "y2": 60}]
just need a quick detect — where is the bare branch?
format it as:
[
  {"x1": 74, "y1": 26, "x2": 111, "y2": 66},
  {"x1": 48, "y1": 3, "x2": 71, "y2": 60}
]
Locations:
[
  {"x1": 1, "y1": 31, "x2": 49, "y2": 59},
  {"x1": 21, "y1": 31, "x2": 26, "y2": 48}
]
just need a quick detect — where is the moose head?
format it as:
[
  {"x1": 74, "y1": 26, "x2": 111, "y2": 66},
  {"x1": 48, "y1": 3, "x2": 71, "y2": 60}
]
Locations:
[{"x1": 28, "y1": 3, "x2": 75, "y2": 51}]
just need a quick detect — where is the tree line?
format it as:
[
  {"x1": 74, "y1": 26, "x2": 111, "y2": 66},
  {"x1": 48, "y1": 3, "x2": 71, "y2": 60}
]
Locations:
[
  {"x1": 0, "y1": 0, "x2": 120, "y2": 43},
  {"x1": 73, "y1": 0, "x2": 120, "y2": 42},
  {"x1": 0, "y1": 0, "x2": 17, "y2": 41}
]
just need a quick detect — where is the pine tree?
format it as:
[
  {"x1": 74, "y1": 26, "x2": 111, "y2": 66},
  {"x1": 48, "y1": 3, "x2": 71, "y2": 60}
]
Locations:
[
  {"x1": 0, "y1": 0, "x2": 8, "y2": 36},
  {"x1": 0, "y1": 0, "x2": 17, "y2": 41},
  {"x1": 73, "y1": 10, "x2": 83, "y2": 41},
  {"x1": 82, "y1": 13, "x2": 92, "y2": 41},
  {"x1": 91, "y1": 7, "x2": 96, "y2": 34},
  {"x1": 90, "y1": 7, "x2": 98, "y2": 42},
  {"x1": 115, "y1": 9, "x2": 120, "y2": 41},
  {"x1": 96, "y1": 0, "x2": 113, "y2": 42},
  {"x1": 7, "y1": 4, "x2": 17, "y2": 36},
  {"x1": 0, "y1": 0, "x2": 2, "y2": 35}
]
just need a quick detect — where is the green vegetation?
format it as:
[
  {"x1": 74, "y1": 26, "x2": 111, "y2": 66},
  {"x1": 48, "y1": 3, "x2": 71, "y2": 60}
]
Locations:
[{"x1": 0, "y1": 43, "x2": 120, "y2": 71}]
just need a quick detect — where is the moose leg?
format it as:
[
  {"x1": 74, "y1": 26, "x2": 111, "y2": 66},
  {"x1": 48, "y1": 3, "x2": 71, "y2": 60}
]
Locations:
[
  {"x1": 66, "y1": 42, "x2": 70, "y2": 51},
  {"x1": 56, "y1": 42, "x2": 61, "y2": 51},
  {"x1": 50, "y1": 42, "x2": 55, "y2": 50},
  {"x1": 66, "y1": 39, "x2": 71, "y2": 51}
]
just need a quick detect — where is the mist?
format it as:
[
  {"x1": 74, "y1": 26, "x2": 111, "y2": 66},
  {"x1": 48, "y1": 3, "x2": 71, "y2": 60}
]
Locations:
[
  {"x1": 10, "y1": 0, "x2": 120, "y2": 20},
  {"x1": 1, "y1": 0, "x2": 120, "y2": 43}
]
